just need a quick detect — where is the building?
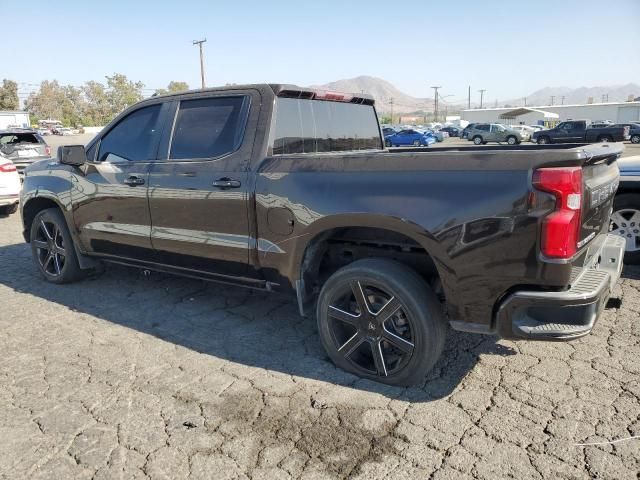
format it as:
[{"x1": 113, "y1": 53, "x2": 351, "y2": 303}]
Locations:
[
  {"x1": 462, "y1": 101, "x2": 640, "y2": 127},
  {"x1": 0, "y1": 111, "x2": 30, "y2": 129}
]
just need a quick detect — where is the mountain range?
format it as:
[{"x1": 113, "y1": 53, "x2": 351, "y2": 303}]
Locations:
[{"x1": 311, "y1": 76, "x2": 640, "y2": 114}]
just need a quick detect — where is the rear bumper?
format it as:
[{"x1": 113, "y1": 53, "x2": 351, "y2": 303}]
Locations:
[
  {"x1": 0, "y1": 194, "x2": 19, "y2": 207},
  {"x1": 495, "y1": 234, "x2": 625, "y2": 341}
]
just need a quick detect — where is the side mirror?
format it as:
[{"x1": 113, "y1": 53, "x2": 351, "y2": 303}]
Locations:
[{"x1": 57, "y1": 145, "x2": 87, "y2": 166}]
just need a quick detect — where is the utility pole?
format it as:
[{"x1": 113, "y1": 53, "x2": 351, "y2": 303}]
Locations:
[
  {"x1": 550, "y1": 96, "x2": 555, "y2": 106},
  {"x1": 389, "y1": 97, "x2": 394, "y2": 124},
  {"x1": 523, "y1": 97, "x2": 527, "y2": 106},
  {"x1": 478, "y1": 89, "x2": 486, "y2": 109},
  {"x1": 193, "y1": 39, "x2": 207, "y2": 89},
  {"x1": 468, "y1": 85, "x2": 471, "y2": 109},
  {"x1": 431, "y1": 86, "x2": 441, "y2": 122},
  {"x1": 561, "y1": 96, "x2": 565, "y2": 105}
]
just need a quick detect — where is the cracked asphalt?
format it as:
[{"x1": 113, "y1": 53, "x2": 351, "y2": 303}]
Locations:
[{"x1": 0, "y1": 211, "x2": 639, "y2": 480}]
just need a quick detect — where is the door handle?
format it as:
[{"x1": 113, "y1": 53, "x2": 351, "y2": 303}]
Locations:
[
  {"x1": 212, "y1": 177, "x2": 241, "y2": 189},
  {"x1": 123, "y1": 175, "x2": 145, "y2": 186}
]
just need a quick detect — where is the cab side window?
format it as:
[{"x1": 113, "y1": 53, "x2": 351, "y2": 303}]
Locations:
[
  {"x1": 169, "y1": 96, "x2": 250, "y2": 160},
  {"x1": 97, "y1": 104, "x2": 163, "y2": 163}
]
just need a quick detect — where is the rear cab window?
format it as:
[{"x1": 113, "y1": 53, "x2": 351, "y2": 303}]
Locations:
[{"x1": 272, "y1": 98, "x2": 382, "y2": 155}]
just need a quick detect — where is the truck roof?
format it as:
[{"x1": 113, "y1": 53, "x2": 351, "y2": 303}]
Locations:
[{"x1": 150, "y1": 83, "x2": 376, "y2": 105}]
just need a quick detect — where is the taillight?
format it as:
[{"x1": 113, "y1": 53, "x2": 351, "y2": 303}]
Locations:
[
  {"x1": 0, "y1": 163, "x2": 17, "y2": 172},
  {"x1": 532, "y1": 167, "x2": 583, "y2": 259},
  {"x1": 45, "y1": 145, "x2": 51, "y2": 156}
]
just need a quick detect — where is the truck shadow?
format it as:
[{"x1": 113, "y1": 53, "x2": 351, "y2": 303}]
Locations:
[{"x1": 0, "y1": 242, "x2": 519, "y2": 402}]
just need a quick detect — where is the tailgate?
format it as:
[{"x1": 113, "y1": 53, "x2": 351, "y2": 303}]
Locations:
[{"x1": 579, "y1": 153, "x2": 620, "y2": 248}]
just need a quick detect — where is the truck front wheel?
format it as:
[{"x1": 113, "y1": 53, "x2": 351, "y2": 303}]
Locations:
[
  {"x1": 30, "y1": 208, "x2": 86, "y2": 284},
  {"x1": 537, "y1": 136, "x2": 550, "y2": 144},
  {"x1": 316, "y1": 258, "x2": 446, "y2": 386}
]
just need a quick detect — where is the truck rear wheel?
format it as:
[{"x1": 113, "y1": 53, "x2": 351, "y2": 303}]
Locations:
[
  {"x1": 631, "y1": 134, "x2": 640, "y2": 144},
  {"x1": 30, "y1": 208, "x2": 86, "y2": 284},
  {"x1": 316, "y1": 258, "x2": 446, "y2": 386},
  {"x1": 472, "y1": 136, "x2": 483, "y2": 145}
]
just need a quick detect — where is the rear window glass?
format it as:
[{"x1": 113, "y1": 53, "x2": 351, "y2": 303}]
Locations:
[
  {"x1": 170, "y1": 96, "x2": 250, "y2": 160},
  {"x1": 0, "y1": 133, "x2": 40, "y2": 145},
  {"x1": 273, "y1": 98, "x2": 382, "y2": 155}
]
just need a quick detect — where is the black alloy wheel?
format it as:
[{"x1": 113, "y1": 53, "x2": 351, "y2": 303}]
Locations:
[{"x1": 317, "y1": 259, "x2": 446, "y2": 386}]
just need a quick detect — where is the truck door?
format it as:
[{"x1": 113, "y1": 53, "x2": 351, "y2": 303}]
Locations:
[
  {"x1": 72, "y1": 102, "x2": 170, "y2": 259},
  {"x1": 147, "y1": 91, "x2": 258, "y2": 278}
]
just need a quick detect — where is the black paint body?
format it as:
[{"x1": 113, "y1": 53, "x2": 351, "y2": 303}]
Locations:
[{"x1": 20, "y1": 84, "x2": 623, "y2": 335}]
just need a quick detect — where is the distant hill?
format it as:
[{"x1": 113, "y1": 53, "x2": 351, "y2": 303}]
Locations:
[
  {"x1": 311, "y1": 76, "x2": 434, "y2": 114},
  {"x1": 310, "y1": 76, "x2": 640, "y2": 113},
  {"x1": 505, "y1": 83, "x2": 640, "y2": 107}
]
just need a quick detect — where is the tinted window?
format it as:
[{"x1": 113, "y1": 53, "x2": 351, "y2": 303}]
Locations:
[
  {"x1": 170, "y1": 96, "x2": 249, "y2": 160},
  {"x1": 0, "y1": 133, "x2": 40, "y2": 145},
  {"x1": 476, "y1": 124, "x2": 490, "y2": 131},
  {"x1": 273, "y1": 98, "x2": 382, "y2": 155},
  {"x1": 98, "y1": 105, "x2": 163, "y2": 162}
]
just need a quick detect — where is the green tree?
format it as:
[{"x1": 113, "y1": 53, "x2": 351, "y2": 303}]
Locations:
[
  {"x1": 154, "y1": 81, "x2": 190, "y2": 96},
  {"x1": 25, "y1": 80, "x2": 66, "y2": 122},
  {"x1": 0, "y1": 79, "x2": 19, "y2": 110},
  {"x1": 105, "y1": 73, "x2": 144, "y2": 115},
  {"x1": 82, "y1": 81, "x2": 111, "y2": 126}
]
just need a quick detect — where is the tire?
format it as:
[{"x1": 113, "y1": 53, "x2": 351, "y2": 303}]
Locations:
[
  {"x1": 385, "y1": 139, "x2": 391, "y2": 147},
  {"x1": 506, "y1": 136, "x2": 518, "y2": 145},
  {"x1": 472, "y1": 136, "x2": 483, "y2": 145},
  {"x1": 0, "y1": 203, "x2": 18, "y2": 216},
  {"x1": 631, "y1": 134, "x2": 640, "y2": 144},
  {"x1": 30, "y1": 208, "x2": 86, "y2": 283},
  {"x1": 316, "y1": 258, "x2": 446, "y2": 386},
  {"x1": 598, "y1": 135, "x2": 613, "y2": 143},
  {"x1": 611, "y1": 194, "x2": 640, "y2": 264},
  {"x1": 537, "y1": 136, "x2": 550, "y2": 145}
]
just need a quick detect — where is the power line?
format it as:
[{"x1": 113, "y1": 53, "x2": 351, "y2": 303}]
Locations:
[
  {"x1": 431, "y1": 86, "x2": 441, "y2": 122},
  {"x1": 193, "y1": 39, "x2": 207, "y2": 89},
  {"x1": 478, "y1": 89, "x2": 486, "y2": 109}
]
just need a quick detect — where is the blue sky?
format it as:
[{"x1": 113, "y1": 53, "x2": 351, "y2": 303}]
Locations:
[{"x1": 6, "y1": 0, "x2": 640, "y2": 103}]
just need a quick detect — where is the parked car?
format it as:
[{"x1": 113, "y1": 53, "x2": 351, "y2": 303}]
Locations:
[
  {"x1": 466, "y1": 123, "x2": 523, "y2": 145},
  {"x1": 612, "y1": 155, "x2": 640, "y2": 264},
  {"x1": 0, "y1": 129, "x2": 51, "y2": 176},
  {"x1": 461, "y1": 123, "x2": 478, "y2": 139},
  {"x1": 529, "y1": 125, "x2": 546, "y2": 133},
  {"x1": 440, "y1": 126, "x2": 461, "y2": 137},
  {"x1": 508, "y1": 125, "x2": 535, "y2": 142},
  {"x1": 385, "y1": 129, "x2": 436, "y2": 146},
  {"x1": 20, "y1": 83, "x2": 625, "y2": 386},
  {"x1": 612, "y1": 123, "x2": 640, "y2": 144},
  {"x1": 425, "y1": 129, "x2": 446, "y2": 142},
  {"x1": 36, "y1": 128, "x2": 51, "y2": 136},
  {"x1": 382, "y1": 127, "x2": 397, "y2": 137},
  {"x1": 0, "y1": 153, "x2": 20, "y2": 215},
  {"x1": 532, "y1": 120, "x2": 630, "y2": 144}
]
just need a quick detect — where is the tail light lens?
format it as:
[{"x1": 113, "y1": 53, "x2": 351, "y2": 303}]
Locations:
[
  {"x1": 45, "y1": 145, "x2": 51, "y2": 156},
  {"x1": 0, "y1": 163, "x2": 17, "y2": 172},
  {"x1": 532, "y1": 167, "x2": 583, "y2": 259}
]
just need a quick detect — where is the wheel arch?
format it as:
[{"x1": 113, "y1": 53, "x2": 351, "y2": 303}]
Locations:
[
  {"x1": 290, "y1": 214, "x2": 451, "y2": 315},
  {"x1": 21, "y1": 195, "x2": 98, "y2": 270}
]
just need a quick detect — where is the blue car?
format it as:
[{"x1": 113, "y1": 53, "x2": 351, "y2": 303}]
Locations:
[{"x1": 385, "y1": 129, "x2": 436, "y2": 147}]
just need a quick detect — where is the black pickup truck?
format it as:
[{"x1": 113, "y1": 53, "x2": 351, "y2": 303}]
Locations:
[
  {"x1": 20, "y1": 84, "x2": 625, "y2": 386},
  {"x1": 533, "y1": 120, "x2": 630, "y2": 144}
]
